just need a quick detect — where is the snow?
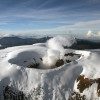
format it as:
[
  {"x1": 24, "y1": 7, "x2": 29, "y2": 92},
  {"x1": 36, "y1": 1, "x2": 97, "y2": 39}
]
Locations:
[{"x1": 0, "y1": 35, "x2": 100, "y2": 100}]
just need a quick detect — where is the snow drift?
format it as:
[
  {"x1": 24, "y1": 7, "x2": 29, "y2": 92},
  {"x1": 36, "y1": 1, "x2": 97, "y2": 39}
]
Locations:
[{"x1": 0, "y1": 35, "x2": 100, "y2": 100}]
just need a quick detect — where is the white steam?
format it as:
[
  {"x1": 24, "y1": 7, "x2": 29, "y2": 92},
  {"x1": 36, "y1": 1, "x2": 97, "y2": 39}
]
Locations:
[
  {"x1": 43, "y1": 49, "x2": 60, "y2": 68},
  {"x1": 43, "y1": 35, "x2": 76, "y2": 68},
  {"x1": 47, "y1": 35, "x2": 76, "y2": 51}
]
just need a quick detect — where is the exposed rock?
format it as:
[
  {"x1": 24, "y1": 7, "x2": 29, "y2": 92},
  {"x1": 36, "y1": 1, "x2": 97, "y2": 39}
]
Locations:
[
  {"x1": 64, "y1": 53, "x2": 81, "y2": 57},
  {"x1": 40, "y1": 58, "x2": 43, "y2": 61},
  {"x1": 28, "y1": 58, "x2": 39, "y2": 68},
  {"x1": 28, "y1": 63, "x2": 39, "y2": 68},
  {"x1": 77, "y1": 75, "x2": 100, "y2": 96},
  {"x1": 69, "y1": 91, "x2": 86, "y2": 100},
  {"x1": 3, "y1": 85, "x2": 27, "y2": 100},
  {"x1": 55, "y1": 59, "x2": 64, "y2": 67},
  {"x1": 66, "y1": 60, "x2": 71, "y2": 63}
]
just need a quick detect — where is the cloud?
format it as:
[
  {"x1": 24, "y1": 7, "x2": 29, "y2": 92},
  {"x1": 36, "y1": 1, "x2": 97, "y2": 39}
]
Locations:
[
  {"x1": 0, "y1": 20, "x2": 100, "y2": 35},
  {"x1": 87, "y1": 30, "x2": 100, "y2": 38},
  {"x1": 56, "y1": 20, "x2": 100, "y2": 31},
  {"x1": 0, "y1": 19, "x2": 100, "y2": 41},
  {"x1": 0, "y1": 0, "x2": 100, "y2": 26},
  {"x1": 87, "y1": 0, "x2": 100, "y2": 3},
  {"x1": 0, "y1": 22, "x2": 8, "y2": 25},
  {"x1": 87, "y1": 30, "x2": 93, "y2": 37}
]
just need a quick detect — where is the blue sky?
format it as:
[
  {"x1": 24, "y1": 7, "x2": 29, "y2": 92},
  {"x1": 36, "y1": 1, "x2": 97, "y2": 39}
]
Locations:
[{"x1": 0, "y1": 0, "x2": 100, "y2": 38}]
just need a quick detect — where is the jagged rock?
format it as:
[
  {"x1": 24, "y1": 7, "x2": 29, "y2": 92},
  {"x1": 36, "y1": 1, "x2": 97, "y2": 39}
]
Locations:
[{"x1": 3, "y1": 86, "x2": 27, "y2": 100}]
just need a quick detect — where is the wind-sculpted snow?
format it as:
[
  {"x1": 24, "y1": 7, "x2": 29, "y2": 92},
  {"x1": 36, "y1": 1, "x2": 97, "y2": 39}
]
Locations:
[{"x1": 0, "y1": 35, "x2": 100, "y2": 100}]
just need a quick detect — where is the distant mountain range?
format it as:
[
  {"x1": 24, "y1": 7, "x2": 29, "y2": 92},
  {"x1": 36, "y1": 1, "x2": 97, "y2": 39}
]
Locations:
[
  {"x1": 70, "y1": 39, "x2": 100, "y2": 50},
  {"x1": 0, "y1": 36, "x2": 100, "y2": 50},
  {"x1": 0, "y1": 36, "x2": 51, "y2": 49}
]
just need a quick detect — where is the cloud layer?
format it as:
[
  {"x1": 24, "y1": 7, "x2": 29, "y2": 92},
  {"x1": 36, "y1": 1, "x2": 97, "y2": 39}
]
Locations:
[
  {"x1": 0, "y1": 0, "x2": 100, "y2": 40},
  {"x1": 87, "y1": 30, "x2": 100, "y2": 38}
]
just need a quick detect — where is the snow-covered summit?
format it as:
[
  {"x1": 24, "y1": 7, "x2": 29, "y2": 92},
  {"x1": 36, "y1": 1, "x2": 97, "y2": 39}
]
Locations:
[{"x1": 0, "y1": 35, "x2": 100, "y2": 100}]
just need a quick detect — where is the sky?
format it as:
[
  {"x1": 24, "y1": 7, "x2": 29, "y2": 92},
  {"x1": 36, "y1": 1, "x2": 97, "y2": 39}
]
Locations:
[{"x1": 0, "y1": 0, "x2": 100, "y2": 39}]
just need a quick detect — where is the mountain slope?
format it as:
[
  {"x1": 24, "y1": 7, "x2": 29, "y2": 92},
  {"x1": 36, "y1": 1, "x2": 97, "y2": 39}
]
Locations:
[{"x1": 0, "y1": 35, "x2": 100, "y2": 100}]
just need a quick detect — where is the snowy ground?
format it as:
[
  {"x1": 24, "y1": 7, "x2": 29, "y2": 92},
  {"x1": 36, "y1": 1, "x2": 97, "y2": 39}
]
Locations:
[{"x1": 0, "y1": 35, "x2": 100, "y2": 100}]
